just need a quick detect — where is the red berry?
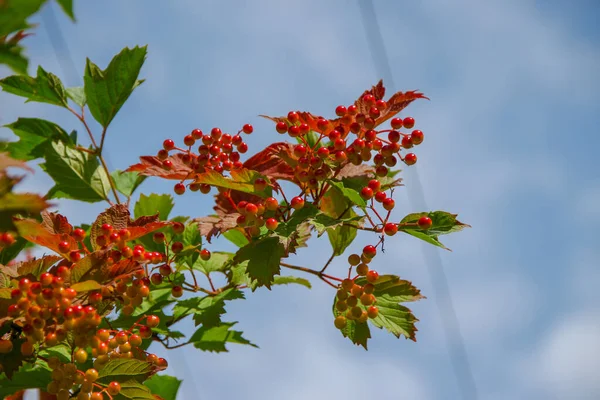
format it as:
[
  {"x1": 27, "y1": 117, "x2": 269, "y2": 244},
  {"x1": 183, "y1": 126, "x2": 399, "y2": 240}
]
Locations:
[
  {"x1": 348, "y1": 105, "x2": 358, "y2": 115},
  {"x1": 367, "y1": 179, "x2": 381, "y2": 192},
  {"x1": 382, "y1": 198, "x2": 395, "y2": 211},
  {"x1": 288, "y1": 125, "x2": 300, "y2": 137},
  {"x1": 171, "y1": 242, "x2": 183, "y2": 253},
  {"x1": 265, "y1": 197, "x2": 279, "y2": 211},
  {"x1": 237, "y1": 143, "x2": 248, "y2": 153},
  {"x1": 411, "y1": 130, "x2": 424, "y2": 145},
  {"x1": 73, "y1": 228, "x2": 86, "y2": 241},
  {"x1": 287, "y1": 111, "x2": 299, "y2": 123},
  {"x1": 294, "y1": 145, "x2": 307, "y2": 158},
  {"x1": 376, "y1": 99, "x2": 387, "y2": 109},
  {"x1": 265, "y1": 218, "x2": 278, "y2": 231},
  {"x1": 174, "y1": 183, "x2": 186, "y2": 195},
  {"x1": 191, "y1": 129, "x2": 203, "y2": 139},
  {"x1": 367, "y1": 306, "x2": 379, "y2": 319},
  {"x1": 363, "y1": 94, "x2": 375, "y2": 105},
  {"x1": 150, "y1": 273, "x2": 163, "y2": 285},
  {"x1": 290, "y1": 196, "x2": 304, "y2": 210},
  {"x1": 245, "y1": 203, "x2": 258, "y2": 215},
  {"x1": 242, "y1": 124, "x2": 253, "y2": 134},
  {"x1": 403, "y1": 117, "x2": 415, "y2": 129},
  {"x1": 146, "y1": 315, "x2": 160, "y2": 328},
  {"x1": 366, "y1": 270, "x2": 379, "y2": 283},
  {"x1": 163, "y1": 139, "x2": 175, "y2": 151},
  {"x1": 335, "y1": 105, "x2": 347, "y2": 116},
  {"x1": 172, "y1": 222, "x2": 185, "y2": 234},
  {"x1": 375, "y1": 165, "x2": 388, "y2": 177},
  {"x1": 254, "y1": 178, "x2": 267, "y2": 192},
  {"x1": 183, "y1": 135, "x2": 195, "y2": 146},
  {"x1": 401, "y1": 135, "x2": 413, "y2": 149},
  {"x1": 369, "y1": 106, "x2": 380, "y2": 119},
  {"x1": 384, "y1": 223, "x2": 398, "y2": 236},
  {"x1": 276, "y1": 121, "x2": 288, "y2": 133},
  {"x1": 360, "y1": 187, "x2": 373, "y2": 200},
  {"x1": 211, "y1": 128, "x2": 222, "y2": 139},
  {"x1": 200, "y1": 249, "x2": 211, "y2": 261},
  {"x1": 362, "y1": 245, "x2": 377, "y2": 259},
  {"x1": 153, "y1": 232, "x2": 165, "y2": 243},
  {"x1": 404, "y1": 153, "x2": 417, "y2": 165},
  {"x1": 58, "y1": 241, "x2": 70, "y2": 253},
  {"x1": 418, "y1": 216, "x2": 432, "y2": 230},
  {"x1": 108, "y1": 381, "x2": 121, "y2": 396},
  {"x1": 200, "y1": 184, "x2": 211, "y2": 194},
  {"x1": 159, "y1": 264, "x2": 172, "y2": 276},
  {"x1": 391, "y1": 117, "x2": 403, "y2": 129},
  {"x1": 317, "y1": 147, "x2": 330, "y2": 158},
  {"x1": 162, "y1": 160, "x2": 173, "y2": 169},
  {"x1": 171, "y1": 285, "x2": 183, "y2": 298}
]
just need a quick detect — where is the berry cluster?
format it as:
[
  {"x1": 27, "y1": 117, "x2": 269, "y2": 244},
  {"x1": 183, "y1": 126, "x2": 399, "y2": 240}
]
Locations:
[
  {"x1": 333, "y1": 246, "x2": 382, "y2": 329},
  {"x1": 157, "y1": 125, "x2": 254, "y2": 196},
  {"x1": 45, "y1": 359, "x2": 120, "y2": 400}
]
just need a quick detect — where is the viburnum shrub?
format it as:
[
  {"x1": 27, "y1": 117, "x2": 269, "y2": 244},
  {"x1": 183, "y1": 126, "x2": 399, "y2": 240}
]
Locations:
[{"x1": 0, "y1": 42, "x2": 469, "y2": 400}]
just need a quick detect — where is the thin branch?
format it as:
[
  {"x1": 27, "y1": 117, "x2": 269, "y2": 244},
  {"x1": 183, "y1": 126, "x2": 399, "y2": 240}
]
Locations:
[{"x1": 319, "y1": 251, "x2": 336, "y2": 273}]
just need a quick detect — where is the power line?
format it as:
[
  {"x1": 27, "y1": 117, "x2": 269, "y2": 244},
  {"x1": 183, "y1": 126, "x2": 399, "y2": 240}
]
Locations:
[{"x1": 357, "y1": 2, "x2": 479, "y2": 400}]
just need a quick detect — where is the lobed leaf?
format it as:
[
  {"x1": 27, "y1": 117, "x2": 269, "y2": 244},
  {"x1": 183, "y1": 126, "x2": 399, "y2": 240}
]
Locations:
[
  {"x1": 0, "y1": 66, "x2": 68, "y2": 106},
  {"x1": 134, "y1": 193, "x2": 174, "y2": 221},
  {"x1": 233, "y1": 236, "x2": 285, "y2": 289},
  {"x1": 399, "y1": 211, "x2": 470, "y2": 250},
  {"x1": 13, "y1": 218, "x2": 77, "y2": 254},
  {"x1": 189, "y1": 322, "x2": 257, "y2": 352},
  {"x1": 111, "y1": 170, "x2": 147, "y2": 198},
  {"x1": 40, "y1": 141, "x2": 111, "y2": 203},
  {"x1": 84, "y1": 46, "x2": 147, "y2": 128},
  {"x1": 143, "y1": 375, "x2": 182, "y2": 400},
  {"x1": 96, "y1": 358, "x2": 155, "y2": 384},
  {"x1": 2, "y1": 117, "x2": 73, "y2": 161}
]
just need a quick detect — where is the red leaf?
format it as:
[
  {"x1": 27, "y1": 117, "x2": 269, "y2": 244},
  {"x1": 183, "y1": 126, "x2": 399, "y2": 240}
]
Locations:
[
  {"x1": 129, "y1": 214, "x2": 160, "y2": 227},
  {"x1": 8, "y1": 255, "x2": 62, "y2": 279},
  {"x1": 105, "y1": 258, "x2": 143, "y2": 281},
  {"x1": 336, "y1": 163, "x2": 374, "y2": 180},
  {"x1": 41, "y1": 211, "x2": 73, "y2": 235},
  {"x1": 14, "y1": 218, "x2": 77, "y2": 254},
  {"x1": 242, "y1": 142, "x2": 296, "y2": 181},
  {"x1": 126, "y1": 153, "x2": 197, "y2": 180},
  {"x1": 126, "y1": 221, "x2": 172, "y2": 241}
]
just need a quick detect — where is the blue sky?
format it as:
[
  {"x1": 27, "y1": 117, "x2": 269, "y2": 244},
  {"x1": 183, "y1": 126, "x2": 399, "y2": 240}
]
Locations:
[{"x1": 1, "y1": 0, "x2": 599, "y2": 399}]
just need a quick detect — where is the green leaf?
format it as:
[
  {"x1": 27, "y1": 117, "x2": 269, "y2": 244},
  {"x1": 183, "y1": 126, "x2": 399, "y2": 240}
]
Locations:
[
  {"x1": 222, "y1": 229, "x2": 249, "y2": 247},
  {"x1": 0, "y1": 236, "x2": 30, "y2": 264},
  {"x1": 309, "y1": 212, "x2": 364, "y2": 236},
  {"x1": 189, "y1": 322, "x2": 257, "y2": 352},
  {"x1": 192, "y1": 251, "x2": 234, "y2": 275},
  {"x1": 399, "y1": 211, "x2": 470, "y2": 250},
  {"x1": 97, "y1": 359, "x2": 154, "y2": 384},
  {"x1": 270, "y1": 275, "x2": 311, "y2": 289},
  {"x1": 327, "y1": 208, "x2": 359, "y2": 256},
  {"x1": 274, "y1": 204, "x2": 319, "y2": 238},
  {"x1": 40, "y1": 141, "x2": 111, "y2": 202},
  {"x1": 111, "y1": 170, "x2": 147, "y2": 197},
  {"x1": 143, "y1": 374, "x2": 182, "y2": 400},
  {"x1": 0, "y1": 364, "x2": 51, "y2": 398},
  {"x1": 0, "y1": 66, "x2": 68, "y2": 106},
  {"x1": 56, "y1": 0, "x2": 75, "y2": 21},
  {"x1": 0, "y1": 0, "x2": 46, "y2": 37},
  {"x1": 233, "y1": 236, "x2": 285, "y2": 289},
  {"x1": 172, "y1": 288, "x2": 244, "y2": 328},
  {"x1": 70, "y1": 251, "x2": 109, "y2": 283},
  {"x1": 134, "y1": 193, "x2": 174, "y2": 221},
  {"x1": 328, "y1": 180, "x2": 367, "y2": 208},
  {"x1": 84, "y1": 46, "x2": 147, "y2": 128},
  {"x1": 3, "y1": 118, "x2": 73, "y2": 161},
  {"x1": 66, "y1": 86, "x2": 86, "y2": 107},
  {"x1": 38, "y1": 343, "x2": 72, "y2": 362},
  {"x1": 102, "y1": 379, "x2": 155, "y2": 400},
  {"x1": 0, "y1": 193, "x2": 50, "y2": 229},
  {"x1": 193, "y1": 168, "x2": 272, "y2": 197},
  {"x1": 0, "y1": 38, "x2": 28, "y2": 75}
]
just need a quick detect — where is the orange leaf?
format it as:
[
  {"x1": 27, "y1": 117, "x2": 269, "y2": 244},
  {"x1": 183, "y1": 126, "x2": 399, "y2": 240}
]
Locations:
[
  {"x1": 126, "y1": 153, "x2": 197, "y2": 180},
  {"x1": 14, "y1": 218, "x2": 77, "y2": 254},
  {"x1": 195, "y1": 213, "x2": 240, "y2": 243},
  {"x1": 126, "y1": 221, "x2": 171, "y2": 241},
  {"x1": 41, "y1": 211, "x2": 73, "y2": 235}
]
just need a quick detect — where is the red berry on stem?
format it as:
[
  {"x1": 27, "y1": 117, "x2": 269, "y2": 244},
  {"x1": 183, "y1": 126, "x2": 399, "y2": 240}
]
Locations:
[
  {"x1": 254, "y1": 178, "x2": 267, "y2": 192},
  {"x1": 276, "y1": 121, "x2": 288, "y2": 134},
  {"x1": 171, "y1": 285, "x2": 183, "y2": 298},
  {"x1": 382, "y1": 198, "x2": 395, "y2": 210},
  {"x1": 191, "y1": 129, "x2": 203, "y2": 139},
  {"x1": 211, "y1": 128, "x2": 222, "y2": 139},
  {"x1": 367, "y1": 179, "x2": 381, "y2": 192},
  {"x1": 335, "y1": 105, "x2": 347, "y2": 116},
  {"x1": 172, "y1": 222, "x2": 185, "y2": 234},
  {"x1": 384, "y1": 223, "x2": 398, "y2": 236},
  {"x1": 265, "y1": 218, "x2": 278, "y2": 231},
  {"x1": 404, "y1": 153, "x2": 417, "y2": 165},
  {"x1": 242, "y1": 124, "x2": 253, "y2": 134},
  {"x1": 287, "y1": 111, "x2": 299, "y2": 123},
  {"x1": 174, "y1": 183, "x2": 186, "y2": 195},
  {"x1": 163, "y1": 139, "x2": 175, "y2": 151},
  {"x1": 418, "y1": 216, "x2": 433, "y2": 230},
  {"x1": 363, "y1": 245, "x2": 377, "y2": 259},
  {"x1": 403, "y1": 116, "x2": 415, "y2": 129},
  {"x1": 391, "y1": 117, "x2": 403, "y2": 129},
  {"x1": 401, "y1": 135, "x2": 413, "y2": 149},
  {"x1": 411, "y1": 130, "x2": 424, "y2": 145},
  {"x1": 183, "y1": 135, "x2": 195, "y2": 146},
  {"x1": 58, "y1": 241, "x2": 70, "y2": 253},
  {"x1": 360, "y1": 187, "x2": 373, "y2": 200},
  {"x1": 200, "y1": 249, "x2": 211, "y2": 261},
  {"x1": 366, "y1": 270, "x2": 379, "y2": 283},
  {"x1": 363, "y1": 94, "x2": 375, "y2": 105},
  {"x1": 290, "y1": 196, "x2": 304, "y2": 210}
]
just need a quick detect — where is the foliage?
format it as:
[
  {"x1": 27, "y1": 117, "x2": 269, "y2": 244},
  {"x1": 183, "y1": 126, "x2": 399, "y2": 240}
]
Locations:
[{"x1": 0, "y1": 3, "x2": 469, "y2": 399}]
